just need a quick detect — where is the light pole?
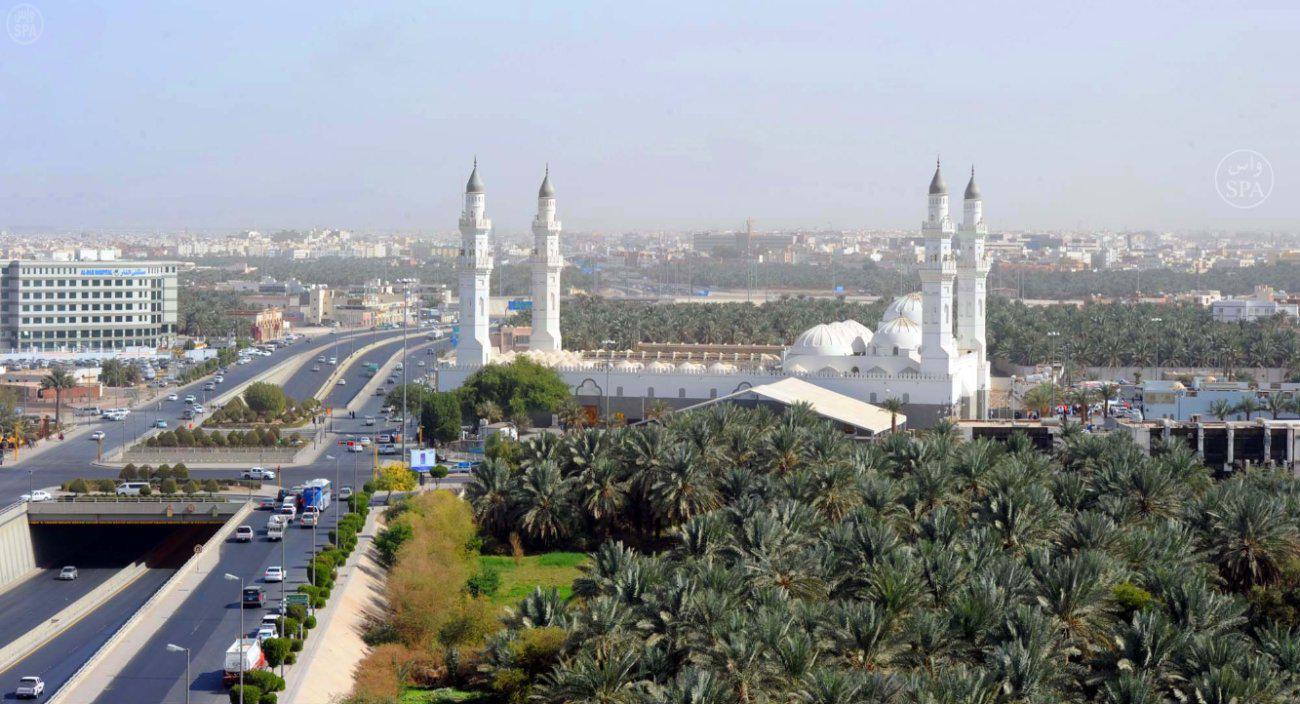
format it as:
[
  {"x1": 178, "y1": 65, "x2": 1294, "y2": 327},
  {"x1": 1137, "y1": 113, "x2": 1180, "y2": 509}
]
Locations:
[
  {"x1": 223, "y1": 573, "x2": 245, "y2": 703},
  {"x1": 326, "y1": 453, "x2": 342, "y2": 525},
  {"x1": 165, "y1": 643, "x2": 191, "y2": 704},
  {"x1": 1150, "y1": 317, "x2": 1163, "y2": 381},
  {"x1": 27, "y1": 470, "x2": 33, "y2": 501},
  {"x1": 397, "y1": 278, "x2": 416, "y2": 461}
]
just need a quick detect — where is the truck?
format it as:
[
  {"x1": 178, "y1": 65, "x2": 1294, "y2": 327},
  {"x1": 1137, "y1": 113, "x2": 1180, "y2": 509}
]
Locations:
[
  {"x1": 297, "y1": 478, "x2": 332, "y2": 513},
  {"x1": 363, "y1": 362, "x2": 380, "y2": 374},
  {"x1": 223, "y1": 639, "x2": 266, "y2": 685}
]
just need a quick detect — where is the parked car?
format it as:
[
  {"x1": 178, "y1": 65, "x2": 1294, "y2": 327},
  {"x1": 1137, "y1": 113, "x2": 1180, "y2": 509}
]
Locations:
[
  {"x1": 263, "y1": 565, "x2": 284, "y2": 582},
  {"x1": 242, "y1": 467, "x2": 276, "y2": 480},
  {"x1": 234, "y1": 525, "x2": 255, "y2": 543},
  {"x1": 242, "y1": 586, "x2": 266, "y2": 608},
  {"x1": 57, "y1": 566, "x2": 78, "y2": 580},
  {"x1": 21, "y1": 490, "x2": 51, "y2": 502},
  {"x1": 14, "y1": 676, "x2": 44, "y2": 699}
]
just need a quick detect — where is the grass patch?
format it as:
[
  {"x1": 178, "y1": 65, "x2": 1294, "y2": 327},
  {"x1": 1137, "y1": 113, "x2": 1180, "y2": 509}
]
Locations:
[
  {"x1": 401, "y1": 688, "x2": 489, "y2": 704},
  {"x1": 480, "y1": 551, "x2": 586, "y2": 605}
]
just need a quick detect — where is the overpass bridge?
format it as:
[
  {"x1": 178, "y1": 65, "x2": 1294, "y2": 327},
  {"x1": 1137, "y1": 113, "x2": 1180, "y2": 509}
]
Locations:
[{"x1": 25, "y1": 497, "x2": 247, "y2": 525}]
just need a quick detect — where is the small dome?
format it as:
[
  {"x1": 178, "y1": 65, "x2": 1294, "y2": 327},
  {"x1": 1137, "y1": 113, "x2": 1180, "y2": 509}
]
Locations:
[
  {"x1": 881, "y1": 293, "x2": 924, "y2": 325},
  {"x1": 788, "y1": 323, "x2": 855, "y2": 357},
  {"x1": 466, "y1": 160, "x2": 485, "y2": 194},
  {"x1": 707, "y1": 362, "x2": 737, "y2": 374},
  {"x1": 538, "y1": 167, "x2": 555, "y2": 198},
  {"x1": 679, "y1": 362, "x2": 704, "y2": 372},
  {"x1": 615, "y1": 360, "x2": 643, "y2": 372},
  {"x1": 872, "y1": 316, "x2": 922, "y2": 351},
  {"x1": 830, "y1": 320, "x2": 873, "y2": 354},
  {"x1": 648, "y1": 360, "x2": 675, "y2": 372},
  {"x1": 929, "y1": 159, "x2": 946, "y2": 195},
  {"x1": 786, "y1": 362, "x2": 808, "y2": 374}
]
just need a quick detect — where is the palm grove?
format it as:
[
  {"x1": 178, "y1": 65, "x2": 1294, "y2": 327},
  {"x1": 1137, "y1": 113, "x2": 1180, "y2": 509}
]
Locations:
[{"x1": 435, "y1": 408, "x2": 1300, "y2": 703}]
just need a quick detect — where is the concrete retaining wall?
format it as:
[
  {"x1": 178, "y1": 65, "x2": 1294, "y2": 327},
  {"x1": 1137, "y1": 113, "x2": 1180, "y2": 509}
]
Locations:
[
  {"x1": 0, "y1": 502, "x2": 36, "y2": 592},
  {"x1": 51, "y1": 501, "x2": 256, "y2": 703}
]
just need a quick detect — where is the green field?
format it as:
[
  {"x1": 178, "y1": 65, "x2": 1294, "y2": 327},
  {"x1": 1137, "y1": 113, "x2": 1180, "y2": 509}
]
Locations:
[{"x1": 479, "y1": 551, "x2": 586, "y2": 605}]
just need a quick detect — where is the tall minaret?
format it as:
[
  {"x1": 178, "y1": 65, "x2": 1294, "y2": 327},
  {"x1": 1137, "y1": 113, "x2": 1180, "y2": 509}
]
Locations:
[
  {"x1": 920, "y1": 158, "x2": 957, "y2": 375},
  {"x1": 957, "y1": 166, "x2": 991, "y2": 418},
  {"x1": 457, "y1": 159, "x2": 493, "y2": 366},
  {"x1": 529, "y1": 168, "x2": 563, "y2": 352}
]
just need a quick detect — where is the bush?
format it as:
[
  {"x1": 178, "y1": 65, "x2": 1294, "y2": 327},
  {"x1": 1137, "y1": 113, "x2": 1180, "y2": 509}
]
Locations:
[
  {"x1": 284, "y1": 652, "x2": 296, "y2": 665},
  {"x1": 138, "y1": 484, "x2": 152, "y2": 496},
  {"x1": 305, "y1": 615, "x2": 317, "y2": 630},
  {"x1": 467, "y1": 568, "x2": 501, "y2": 599},
  {"x1": 160, "y1": 478, "x2": 178, "y2": 495},
  {"x1": 1112, "y1": 582, "x2": 1154, "y2": 618},
  {"x1": 172, "y1": 462, "x2": 189, "y2": 478},
  {"x1": 243, "y1": 669, "x2": 285, "y2": 692},
  {"x1": 67, "y1": 478, "x2": 89, "y2": 494},
  {"x1": 287, "y1": 604, "x2": 307, "y2": 623},
  {"x1": 203, "y1": 479, "x2": 221, "y2": 493},
  {"x1": 156, "y1": 463, "x2": 173, "y2": 478},
  {"x1": 375, "y1": 523, "x2": 413, "y2": 568},
  {"x1": 260, "y1": 694, "x2": 277, "y2": 704},
  {"x1": 290, "y1": 638, "x2": 304, "y2": 653},
  {"x1": 119, "y1": 466, "x2": 138, "y2": 481},
  {"x1": 262, "y1": 637, "x2": 290, "y2": 667},
  {"x1": 245, "y1": 382, "x2": 288, "y2": 418},
  {"x1": 95, "y1": 479, "x2": 116, "y2": 493},
  {"x1": 182, "y1": 480, "x2": 200, "y2": 495},
  {"x1": 229, "y1": 685, "x2": 261, "y2": 704},
  {"x1": 280, "y1": 616, "x2": 301, "y2": 639}
]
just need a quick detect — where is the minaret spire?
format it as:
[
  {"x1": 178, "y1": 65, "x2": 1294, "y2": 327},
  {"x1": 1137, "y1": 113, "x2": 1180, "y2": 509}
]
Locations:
[
  {"x1": 457, "y1": 159, "x2": 493, "y2": 365},
  {"x1": 531, "y1": 165, "x2": 563, "y2": 352}
]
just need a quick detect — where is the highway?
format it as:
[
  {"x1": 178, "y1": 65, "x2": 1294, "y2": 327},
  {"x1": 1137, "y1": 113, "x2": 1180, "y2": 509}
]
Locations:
[
  {"x1": 89, "y1": 336, "x2": 448, "y2": 703},
  {"x1": 0, "y1": 326, "x2": 440, "y2": 700}
]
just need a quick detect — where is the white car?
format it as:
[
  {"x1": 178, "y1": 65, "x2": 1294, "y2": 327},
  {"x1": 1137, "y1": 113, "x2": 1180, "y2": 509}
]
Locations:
[
  {"x1": 166, "y1": 393, "x2": 179, "y2": 402},
  {"x1": 328, "y1": 357, "x2": 338, "y2": 365},
  {"x1": 242, "y1": 467, "x2": 276, "y2": 480},
  {"x1": 255, "y1": 625, "x2": 278, "y2": 642},
  {"x1": 183, "y1": 394, "x2": 196, "y2": 404},
  {"x1": 347, "y1": 442, "x2": 365, "y2": 453},
  {"x1": 90, "y1": 430, "x2": 106, "y2": 441},
  {"x1": 311, "y1": 365, "x2": 321, "y2": 372},
  {"x1": 337, "y1": 378, "x2": 347, "y2": 385},
  {"x1": 15, "y1": 676, "x2": 44, "y2": 699},
  {"x1": 21, "y1": 490, "x2": 51, "y2": 502},
  {"x1": 263, "y1": 565, "x2": 284, "y2": 582}
]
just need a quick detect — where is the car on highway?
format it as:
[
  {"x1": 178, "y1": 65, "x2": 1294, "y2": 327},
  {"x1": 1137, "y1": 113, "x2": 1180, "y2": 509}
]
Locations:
[
  {"x1": 204, "y1": 382, "x2": 216, "y2": 391},
  {"x1": 263, "y1": 565, "x2": 284, "y2": 583},
  {"x1": 166, "y1": 393, "x2": 179, "y2": 402},
  {"x1": 192, "y1": 404, "x2": 206, "y2": 414},
  {"x1": 255, "y1": 625, "x2": 278, "y2": 642},
  {"x1": 234, "y1": 525, "x2": 255, "y2": 543},
  {"x1": 184, "y1": 394, "x2": 196, "y2": 404},
  {"x1": 57, "y1": 566, "x2": 78, "y2": 580},
  {"x1": 14, "y1": 676, "x2": 44, "y2": 699},
  {"x1": 374, "y1": 388, "x2": 385, "y2": 396},
  {"x1": 347, "y1": 441, "x2": 365, "y2": 453},
  {"x1": 21, "y1": 490, "x2": 51, "y2": 502},
  {"x1": 317, "y1": 355, "x2": 326, "y2": 363},
  {"x1": 90, "y1": 430, "x2": 105, "y2": 441},
  {"x1": 242, "y1": 586, "x2": 266, "y2": 608},
  {"x1": 311, "y1": 365, "x2": 321, "y2": 372},
  {"x1": 338, "y1": 486, "x2": 354, "y2": 500},
  {"x1": 363, "y1": 416, "x2": 376, "y2": 426},
  {"x1": 300, "y1": 508, "x2": 319, "y2": 527},
  {"x1": 378, "y1": 443, "x2": 398, "y2": 455},
  {"x1": 328, "y1": 356, "x2": 338, "y2": 365},
  {"x1": 417, "y1": 360, "x2": 426, "y2": 367},
  {"x1": 337, "y1": 378, "x2": 347, "y2": 385},
  {"x1": 261, "y1": 613, "x2": 281, "y2": 630},
  {"x1": 215, "y1": 375, "x2": 225, "y2": 383},
  {"x1": 278, "y1": 504, "x2": 296, "y2": 522},
  {"x1": 243, "y1": 467, "x2": 276, "y2": 480},
  {"x1": 115, "y1": 481, "x2": 150, "y2": 496},
  {"x1": 257, "y1": 497, "x2": 278, "y2": 510},
  {"x1": 238, "y1": 357, "x2": 252, "y2": 365},
  {"x1": 358, "y1": 436, "x2": 371, "y2": 447},
  {"x1": 154, "y1": 419, "x2": 168, "y2": 428}
]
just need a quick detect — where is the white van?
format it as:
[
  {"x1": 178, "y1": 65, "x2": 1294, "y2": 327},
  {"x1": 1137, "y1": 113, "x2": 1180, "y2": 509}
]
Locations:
[{"x1": 115, "y1": 482, "x2": 150, "y2": 496}]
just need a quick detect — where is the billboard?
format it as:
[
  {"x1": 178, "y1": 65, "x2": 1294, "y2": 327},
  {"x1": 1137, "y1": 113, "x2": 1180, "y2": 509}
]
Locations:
[
  {"x1": 507, "y1": 299, "x2": 532, "y2": 311},
  {"x1": 409, "y1": 449, "x2": 438, "y2": 472}
]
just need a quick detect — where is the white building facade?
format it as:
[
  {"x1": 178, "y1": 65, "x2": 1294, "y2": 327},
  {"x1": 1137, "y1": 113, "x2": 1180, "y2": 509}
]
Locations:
[
  {"x1": 439, "y1": 161, "x2": 992, "y2": 428},
  {"x1": 456, "y1": 161, "x2": 494, "y2": 366}
]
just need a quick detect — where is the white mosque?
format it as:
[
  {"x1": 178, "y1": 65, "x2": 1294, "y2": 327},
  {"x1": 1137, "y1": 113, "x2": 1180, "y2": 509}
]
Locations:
[{"x1": 437, "y1": 160, "x2": 992, "y2": 428}]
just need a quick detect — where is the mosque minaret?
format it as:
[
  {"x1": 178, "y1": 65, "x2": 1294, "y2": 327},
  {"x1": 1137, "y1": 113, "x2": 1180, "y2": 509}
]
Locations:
[
  {"x1": 529, "y1": 167, "x2": 563, "y2": 352},
  {"x1": 456, "y1": 159, "x2": 494, "y2": 366}
]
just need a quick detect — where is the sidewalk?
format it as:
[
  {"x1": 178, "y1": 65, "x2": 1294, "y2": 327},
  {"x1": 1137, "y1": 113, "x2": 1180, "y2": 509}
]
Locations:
[{"x1": 283, "y1": 509, "x2": 386, "y2": 703}]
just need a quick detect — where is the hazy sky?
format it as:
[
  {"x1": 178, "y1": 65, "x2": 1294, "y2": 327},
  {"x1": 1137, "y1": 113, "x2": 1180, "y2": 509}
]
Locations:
[{"x1": 1, "y1": 1, "x2": 1297, "y2": 234}]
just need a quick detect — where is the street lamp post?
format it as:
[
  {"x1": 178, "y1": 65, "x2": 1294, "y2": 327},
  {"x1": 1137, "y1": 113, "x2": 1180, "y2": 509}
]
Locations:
[
  {"x1": 165, "y1": 643, "x2": 191, "y2": 704},
  {"x1": 600, "y1": 339, "x2": 616, "y2": 425},
  {"x1": 223, "y1": 573, "x2": 245, "y2": 703}
]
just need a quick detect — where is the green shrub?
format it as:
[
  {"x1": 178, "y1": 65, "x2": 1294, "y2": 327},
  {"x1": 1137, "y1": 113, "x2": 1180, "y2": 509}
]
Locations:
[
  {"x1": 95, "y1": 479, "x2": 116, "y2": 493},
  {"x1": 467, "y1": 568, "x2": 501, "y2": 599},
  {"x1": 203, "y1": 479, "x2": 221, "y2": 493},
  {"x1": 160, "y1": 478, "x2": 178, "y2": 495},
  {"x1": 243, "y1": 669, "x2": 285, "y2": 692},
  {"x1": 67, "y1": 478, "x2": 89, "y2": 494},
  {"x1": 284, "y1": 652, "x2": 296, "y2": 665},
  {"x1": 229, "y1": 685, "x2": 261, "y2": 704},
  {"x1": 138, "y1": 484, "x2": 152, "y2": 496},
  {"x1": 172, "y1": 462, "x2": 189, "y2": 478},
  {"x1": 304, "y1": 615, "x2": 317, "y2": 630},
  {"x1": 119, "y1": 466, "x2": 138, "y2": 480},
  {"x1": 156, "y1": 463, "x2": 172, "y2": 478},
  {"x1": 280, "y1": 616, "x2": 301, "y2": 638},
  {"x1": 1112, "y1": 582, "x2": 1154, "y2": 618},
  {"x1": 261, "y1": 637, "x2": 290, "y2": 667},
  {"x1": 182, "y1": 480, "x2": 200, "y2": 495},
  {"x1": 290, "y1": 638, "x2": 304, "y2": 653},
  {"x1": 260, "y1": 694, "x2": 277, "y2": 704},
  {"x1": 286, "y1": 604, "x2": 307, "y2": 623}
]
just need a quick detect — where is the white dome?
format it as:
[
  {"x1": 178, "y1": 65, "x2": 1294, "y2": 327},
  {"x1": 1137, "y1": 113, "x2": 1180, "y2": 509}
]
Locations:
[
  {"x1": 788, "y1": 323, "x2": 855, "y2": 357},
  {"x1": 881, "y1": 293, "x2": 923, "y2": 325},
  {"x1": 648, "y1": 360, "x2": 675, "y2": 372},
  {"x1": 615, "y1": 360, "x2": 644, "y2": 372},
  {"x1": 707, "y1": 362, "x2": 737, "y2": 374},
  {"x1": 786, "y1": 362, "x2": 808, "y2": 374},
  {"x1": 871, "y1": 316, "x2": 922, "y2": 352},
  {"x1": 679, "y1": 362, "x2": 705, "y2": 372},
  {"x1": 829, "y1": 320, "x2": 874, "y2": 354}
]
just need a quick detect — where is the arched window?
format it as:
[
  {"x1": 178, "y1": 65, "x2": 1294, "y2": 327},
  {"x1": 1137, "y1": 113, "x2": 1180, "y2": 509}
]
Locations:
[
  {"x1": 870, "y1": 392, "x2": 877, "y2": 403},
  {"x1": 710, "y1": 388, "x2": 717, "y2": 398},
  {"x1": 851, "y1": 366, "x2": 860, "y2": 374},
  {"x1": 678, "y1": 388, "x2": 686, "y2": 398},
  {"x1": 646, "y1": 387, "x2": 655, "y2": 398},
  {"x1": 892, "y1": 346, "x2": 899, "y2": 356}
]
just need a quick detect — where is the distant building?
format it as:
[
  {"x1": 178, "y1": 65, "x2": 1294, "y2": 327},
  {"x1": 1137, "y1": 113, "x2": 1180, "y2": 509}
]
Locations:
[
  {"x1": 1210, "y1": 285, "x2": 1299, "y2": 322},
  {"x1": 0, "y1": 259, "x2": 178, "y2": 352},
  {"x1": 229, "y1": 307, "x2": 285, "y2": 342}
]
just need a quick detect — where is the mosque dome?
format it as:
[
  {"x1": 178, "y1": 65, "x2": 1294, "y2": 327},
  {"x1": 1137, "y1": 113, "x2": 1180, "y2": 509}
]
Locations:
[
  {"x1": 830, "y1": 319, "x2": 874, "y2": 354},
  {"x1": 648, "y1": 360, "x2": 675, "y2": 372},
  {"x1": 679, "y1": 362, "x2": 705, "y2": 372},
  {"x1": 881, "y1": 293, "x2": 924, "y2": 325},
  {"x1": 785, "y1": 362, "x2": 808, "y2": 374},
  {"x1": 615, "y1": 360, "x2": 643, "y2": 372},
  {"x1": 788, "y1": 323, "x2": 855, "y2": 357},
  {"x1": 707, "y1": 362, "x2": 737, "y2": 374},
  {"x1": 872, "y1": 316, "x2": 922, "y2": 352}
]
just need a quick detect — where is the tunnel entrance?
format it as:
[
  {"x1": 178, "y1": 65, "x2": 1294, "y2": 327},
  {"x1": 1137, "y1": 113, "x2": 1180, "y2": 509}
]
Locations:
[{"x1": 29, "y1": 523, "x2": 220, "y2": 571}]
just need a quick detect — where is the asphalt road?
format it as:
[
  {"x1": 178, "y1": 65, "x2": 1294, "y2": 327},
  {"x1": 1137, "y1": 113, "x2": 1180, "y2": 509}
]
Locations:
[
  {"x1": 92, "y1": 337, "x2": 449, "y2": 704},
  {"x1": 0, "y1": 327, "x2": 434, "y2": 701}
]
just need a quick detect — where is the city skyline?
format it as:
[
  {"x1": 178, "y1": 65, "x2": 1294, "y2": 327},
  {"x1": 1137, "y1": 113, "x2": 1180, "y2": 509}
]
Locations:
[{"x1": 1, "y1": 2, "x2": 1296, "y2": 233}]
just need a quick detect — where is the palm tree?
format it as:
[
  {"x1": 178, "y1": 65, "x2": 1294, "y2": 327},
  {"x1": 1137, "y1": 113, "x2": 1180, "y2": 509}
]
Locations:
[
  {"x1": 1234, "y1": 397, "x2": 1263, "y2": 421},
  {"x1": 1022, "y1": 382, "x2": 1062, "y2": 418},
  {"x1": 1264, "y1": 392, "x2": 1292, "y2": 420},
  {"x1": 40, "y1": 369, "x2": 76, "y2": 428},
  {"x1": 577, "y1": 457, "x2": 628, "y2": 538},
  {"x1": 1095, "y1": 383, "x2": 1120, "y2": 420},
  {"x1": 515, "y1": 460, "x2": 573, "y2": 547},
  {"x1": 880, "y1": 397, "x2": 904, "y2": 434},
  {"x1": 464, "y1": 458, "x2": 514, "y2": 540},
  {"x1": 475, "y1": 400, "x2": 505, "y2": 424},
  {"x1": 1209, "y1": 399, "x2": 1235, "y2": 421}
]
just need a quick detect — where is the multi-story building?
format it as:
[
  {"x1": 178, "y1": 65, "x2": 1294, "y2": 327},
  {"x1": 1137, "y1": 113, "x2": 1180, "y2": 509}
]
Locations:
[
  {"x1": 0, "y1": 260, "x2": 178, "y2": 351},
  {"x1": 1210, "y1": 285, "x2": 1299, "y2": 322}
]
